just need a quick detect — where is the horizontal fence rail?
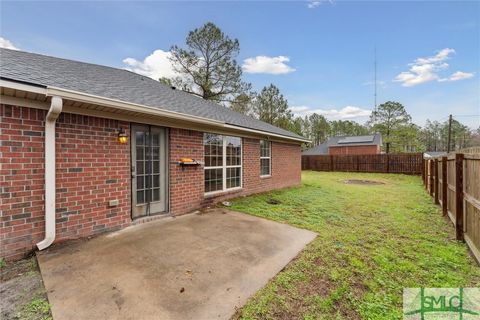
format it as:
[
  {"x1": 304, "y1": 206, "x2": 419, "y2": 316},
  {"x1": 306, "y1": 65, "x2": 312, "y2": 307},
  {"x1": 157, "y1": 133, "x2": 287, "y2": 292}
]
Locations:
[
  {"x1": 302, "y1": 153, "x2": 423, "y2": 175},
  {"x1": 424, "y1": 152, "x2": 480, "y2": 265}
]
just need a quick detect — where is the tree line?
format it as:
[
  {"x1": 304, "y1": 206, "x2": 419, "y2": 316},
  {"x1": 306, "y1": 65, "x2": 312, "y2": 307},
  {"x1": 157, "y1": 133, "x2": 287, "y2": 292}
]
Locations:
[{"x1": 159, "y1": 22, "x2": 479, "y2": 153}]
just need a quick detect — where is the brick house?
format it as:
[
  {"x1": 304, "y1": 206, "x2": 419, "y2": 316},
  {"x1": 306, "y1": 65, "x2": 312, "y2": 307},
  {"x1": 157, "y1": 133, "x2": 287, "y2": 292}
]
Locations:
[
  {"x1": 302, "y1": 134, "x2": 382, "y2": 156},
  {"x1": 0, "y1": 49, "x2": 308, "y2": 261}
]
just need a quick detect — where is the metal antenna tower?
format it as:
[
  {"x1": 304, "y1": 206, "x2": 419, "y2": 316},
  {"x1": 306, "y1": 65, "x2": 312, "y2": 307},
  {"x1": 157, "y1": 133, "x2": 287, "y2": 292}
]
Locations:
[{"x1": 374, "y1": 46, "x2": 377, "y2": 122}]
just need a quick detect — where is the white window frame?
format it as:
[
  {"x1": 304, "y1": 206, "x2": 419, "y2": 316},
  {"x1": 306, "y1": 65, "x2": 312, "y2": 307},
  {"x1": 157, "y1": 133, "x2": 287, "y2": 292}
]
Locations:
[
  {"x1": 260, "y1": 140, "x2": 272, "y2": 177},
  {"x1": 204, "y1": 134, "x2": 242, "y2": 195}
]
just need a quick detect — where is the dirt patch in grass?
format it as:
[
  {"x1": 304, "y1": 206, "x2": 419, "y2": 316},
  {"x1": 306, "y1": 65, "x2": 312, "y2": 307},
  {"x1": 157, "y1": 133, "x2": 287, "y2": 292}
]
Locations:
[
  {"x1": 0, "y1": 256, "x2": 51, "y2": 320},
  {"x1": 266, "y1": 198, "x2": 282, "y2": 205},
  {"x1": 343, "y1": 179, "x2": 385, "y2": 185}
]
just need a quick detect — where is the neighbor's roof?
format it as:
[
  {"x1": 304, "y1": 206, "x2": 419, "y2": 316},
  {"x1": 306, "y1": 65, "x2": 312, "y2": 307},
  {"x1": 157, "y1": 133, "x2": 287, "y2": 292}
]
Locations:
[
  {"x1": 0, "y1": 48, "x2": 306, "y2": 142},
  {"x1": 302, "y1": 142, "x2": 329, "y2": 155},
  {"x1": 423, "y1": 151, "x2": 447, "y2": 158},
  {"x1": 302, "y1": 134, "x2": 382, "y2": 155}
]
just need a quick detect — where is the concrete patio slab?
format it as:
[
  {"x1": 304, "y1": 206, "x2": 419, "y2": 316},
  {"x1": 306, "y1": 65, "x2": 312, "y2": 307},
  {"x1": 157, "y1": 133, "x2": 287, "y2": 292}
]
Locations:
[{"x1": 37, "y1": 209, "x2": 316, "y2": 320}]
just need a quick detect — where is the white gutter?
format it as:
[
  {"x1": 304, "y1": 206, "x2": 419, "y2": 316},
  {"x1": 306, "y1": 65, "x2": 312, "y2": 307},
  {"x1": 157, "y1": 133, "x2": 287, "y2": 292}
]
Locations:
[
  {"x1": 45, "y1": 86, "x2": 310, "y2": 143},
  {"x1": 0, "y1": 79, "x2": 47, "y2": 95},
  {"x1": 37, "y1": 96, "x2": 63, "y2": 250},
  {"x1": 223, "y1": 124, "x2": 311, "y2": 143},
  {"x1": 46, "y1": 86, "x2": 225, "y2": 127}
]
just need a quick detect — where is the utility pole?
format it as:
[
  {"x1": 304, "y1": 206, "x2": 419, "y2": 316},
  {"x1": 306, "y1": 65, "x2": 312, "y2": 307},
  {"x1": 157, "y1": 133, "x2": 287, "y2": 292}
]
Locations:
[{"x1": 447, "y1": 114, "x2": 453, "y2": 153}]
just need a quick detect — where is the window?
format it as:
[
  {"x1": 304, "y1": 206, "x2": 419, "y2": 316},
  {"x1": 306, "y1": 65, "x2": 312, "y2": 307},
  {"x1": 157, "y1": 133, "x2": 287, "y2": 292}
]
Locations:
[
  {"x1": 204, "y1": 133, "x2": 242, "y2": 194},
  {"x1": 260, "y1": 140, "x2": 271, "y2": 176}
]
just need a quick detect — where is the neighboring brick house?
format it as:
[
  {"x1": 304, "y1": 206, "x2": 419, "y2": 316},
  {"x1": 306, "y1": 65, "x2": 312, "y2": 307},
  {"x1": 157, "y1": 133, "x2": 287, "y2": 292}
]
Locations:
[
  {"x1": 0, "y1": 48, "x2": 308, "y2": 261},
  {"x1": 302, "y1": 134, "x2": 382, "y2": 156}
]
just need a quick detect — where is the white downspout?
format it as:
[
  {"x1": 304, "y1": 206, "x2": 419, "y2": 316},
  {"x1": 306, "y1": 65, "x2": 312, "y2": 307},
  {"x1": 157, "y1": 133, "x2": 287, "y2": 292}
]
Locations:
[{"x1": 37, "y1": 96, "x2": 63, "y2": 250}]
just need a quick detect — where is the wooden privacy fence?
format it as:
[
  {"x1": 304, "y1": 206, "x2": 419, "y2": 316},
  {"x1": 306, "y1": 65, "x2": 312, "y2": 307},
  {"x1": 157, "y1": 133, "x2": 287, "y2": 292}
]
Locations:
[
  {"x1": 423, "y1": 152, "x2": 480, "y2": 264},
  {"x1": 302, "y1": 153, "x2": 423, "y2": 174}
]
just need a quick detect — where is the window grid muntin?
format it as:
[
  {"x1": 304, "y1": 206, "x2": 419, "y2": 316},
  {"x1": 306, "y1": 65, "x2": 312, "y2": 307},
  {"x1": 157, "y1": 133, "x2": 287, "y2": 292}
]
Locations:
[
  {"x1": 260, "y1": 140, "x2": 271, "y2": 176},
  {"x1": 204, "y1": 134, "x2": 242, "y2": 193}
]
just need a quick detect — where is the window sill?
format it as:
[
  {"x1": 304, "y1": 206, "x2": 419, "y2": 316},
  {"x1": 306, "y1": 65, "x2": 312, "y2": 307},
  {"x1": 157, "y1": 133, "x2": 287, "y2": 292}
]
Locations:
[
  {"x1": 204, "y1": 187, "x2": 243, "y2": 199},
  {"x1": 260, "y1": 175, "x2": 272, "y2": 179}
]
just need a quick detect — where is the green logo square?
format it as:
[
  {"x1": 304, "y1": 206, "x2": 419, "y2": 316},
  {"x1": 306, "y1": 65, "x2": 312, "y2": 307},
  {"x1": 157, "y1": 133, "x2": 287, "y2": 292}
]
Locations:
[{"x1": 404, "y1": 288, "x2": 480, "y2": 319}]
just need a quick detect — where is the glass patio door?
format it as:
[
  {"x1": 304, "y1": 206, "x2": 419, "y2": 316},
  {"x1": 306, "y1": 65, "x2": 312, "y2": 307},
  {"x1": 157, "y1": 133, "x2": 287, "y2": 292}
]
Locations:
[{"x1": 131, "y1": 124, "x2": 167, "y2": 218}]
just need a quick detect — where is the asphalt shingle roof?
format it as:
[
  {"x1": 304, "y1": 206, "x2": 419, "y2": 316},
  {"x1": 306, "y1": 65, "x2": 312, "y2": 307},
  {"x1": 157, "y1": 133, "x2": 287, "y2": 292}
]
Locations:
[
  {"x1": 0, "y1": 48, "x2": 305, "y2": 141},
  {"x1": 302, "y1": 134, "x2": 382, "y2": 155}
]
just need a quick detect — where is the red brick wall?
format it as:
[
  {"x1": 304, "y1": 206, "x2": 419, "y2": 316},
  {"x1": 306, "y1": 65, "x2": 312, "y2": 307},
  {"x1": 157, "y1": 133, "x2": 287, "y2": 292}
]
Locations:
[
  {"x1": 1, "y1": 105, "x2": 301, "y2": 260},
  {"x1": 329, "y1": 145, "x2": 379, "y2": 155},
  {"x1": 240, "y1": 138, "x2": 301, "y2": 195},
  {"x1": 55, "y1": 113, "x2": 131, "y2": 239},
  {"x1": 168, "y1": 132, "x2": 301, "y2": 215},
  {"x1": 1, "y1": 105, "x2": 46, "y2": 260},
  {"x1": 169, "y1": 129, "x2": 204, "y2": 215},
  {"x1": 1, "y1": 105, "x2": 130, "y2": 260}
]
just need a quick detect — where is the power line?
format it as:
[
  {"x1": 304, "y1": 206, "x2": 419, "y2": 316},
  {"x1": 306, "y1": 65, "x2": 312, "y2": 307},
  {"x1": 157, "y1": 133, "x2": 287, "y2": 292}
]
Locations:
[
  {"x1": 423, "y1": 115, "x2": 479, "y2": 124},
  {"x1": 452, "y1": 114, "x2": 480, "y2": 118}
]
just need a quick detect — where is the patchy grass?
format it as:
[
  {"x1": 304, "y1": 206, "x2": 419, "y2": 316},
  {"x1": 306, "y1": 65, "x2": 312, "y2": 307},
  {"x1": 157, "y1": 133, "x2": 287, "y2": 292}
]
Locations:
[
  {"x1": 231, "y1": 171, "x2": 480, "y2": 319},
  {"x1": 0, "y1": 256, "x2": 52, "y2": 320},
  {"x1": 16, "y1": 297, "x2": 52, "y2": 320}
]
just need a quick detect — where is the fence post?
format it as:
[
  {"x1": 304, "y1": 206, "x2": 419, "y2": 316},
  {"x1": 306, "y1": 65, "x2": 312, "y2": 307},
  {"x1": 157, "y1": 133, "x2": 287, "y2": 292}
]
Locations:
[
  {"x1": 386, "y1": 154, "x2": 390, "y2": 173},
  {"x1": 442, "y1": 156, "x2": 448, "y2": 216},
  {"x1": 434, "y1": 158, "x2": 439, "y2": 204},
  {"x1": 424, "y1": 159, "x2": 428, "y2": 188},
  {"x1": 423, "y1": 159, "x2": 426, "y2": 187},
  {"x1": 330, "y1": 155, "x2": 333, "y2": 171},
  {"x1": 455, "y1": 153, "x2": 464, "y2": 241},
  {"x1": 428, "y1": 160, "x2": 434, "y2": 197},
  {"x1": 421, "y1": 158, "x2": 425, "y2": 186}
]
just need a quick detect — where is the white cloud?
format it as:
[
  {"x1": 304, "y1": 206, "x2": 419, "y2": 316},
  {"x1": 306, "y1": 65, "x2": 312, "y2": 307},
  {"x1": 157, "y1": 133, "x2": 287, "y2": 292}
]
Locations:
[
  {"x1": 394, "y1": 48, "x2": 474, "y2": 87},
  {"x1": 242, "y1": 55, "x2": 295, "y2": 75},
  {"x1": 307, "y1": 0, "x2": 333, "y2": 8},
  {"x1": 122, "y1": 49, "x2": 178, "y2": 80},
  {"x1": 415, "y1": 48, "x2": 455, "y2": 65},
  {"x1": 440, "y1": 71, "x2": 475, "y2": 82},
  {"x1": 0, "y1": 37, "x2": 19, "y2": 50},
  {"x1": 290, "y1": 106, "x2": 311, "y2": 114},
  {"x1": 291, "y1": 105, "x2": 371, "y2": 120}
]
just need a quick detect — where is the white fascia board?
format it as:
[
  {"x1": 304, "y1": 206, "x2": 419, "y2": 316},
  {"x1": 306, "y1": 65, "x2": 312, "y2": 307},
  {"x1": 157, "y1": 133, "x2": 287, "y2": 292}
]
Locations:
[
  {"x1": 46, "y1": 86, "x2": 224, "y2": 126},
  {"x1": 223, "y1": 124, "x2": 310, "y2": 143},
  {"x1": 47, "y1": 86, "x2": 309, "y2": 143},
  {"x1": 0, "y1": 79, "x2": 47, "y2": 95}
]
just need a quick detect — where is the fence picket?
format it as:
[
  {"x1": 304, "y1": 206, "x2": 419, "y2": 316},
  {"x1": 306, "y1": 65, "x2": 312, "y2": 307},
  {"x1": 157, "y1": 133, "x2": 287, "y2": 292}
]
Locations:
[
  {"x1": 442, "y1": 156, "x2": 448, "y2": 216},
  {"x1": 455, "y1": 153, "x2": 464, "y2": 241},
  {"x1": 434, "y1": 159, "x2": 439, "y2": 204}
]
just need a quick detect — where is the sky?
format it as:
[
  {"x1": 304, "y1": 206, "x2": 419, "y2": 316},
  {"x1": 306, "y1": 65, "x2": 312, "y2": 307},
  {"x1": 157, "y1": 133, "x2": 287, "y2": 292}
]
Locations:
[{"x1": 1, "y1": 0, "x2": 479, "y2": 128}]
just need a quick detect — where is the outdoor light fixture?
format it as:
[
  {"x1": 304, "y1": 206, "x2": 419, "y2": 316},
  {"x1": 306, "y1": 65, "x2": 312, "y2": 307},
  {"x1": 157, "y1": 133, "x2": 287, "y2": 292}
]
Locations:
[{"x1": 117, "y1": 128, "x2": 128, "y2": 144}]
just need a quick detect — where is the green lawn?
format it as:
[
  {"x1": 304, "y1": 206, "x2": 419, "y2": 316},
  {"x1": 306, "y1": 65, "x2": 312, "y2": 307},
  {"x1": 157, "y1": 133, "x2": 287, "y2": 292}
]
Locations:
[{"x1": 231, "y1": 171, "x2": 480, "y2": 320}]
